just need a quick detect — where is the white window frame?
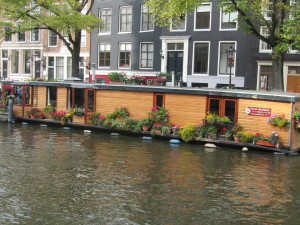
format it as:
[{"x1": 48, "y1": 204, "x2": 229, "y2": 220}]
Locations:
[
  {"x1": 30, "y1": 28, "x2": 40, "y2": 42},
  {"x1": 140, "y1": 42, "x2": 154, "y2": 69},
  {"x1": 23, "y1": 50, "x2": 31, "y2": 74},
  {"x1": 119, "y1": 6, "x2": 132, "y2": 33},
  {"x1": 48, "y1": 30, "x2": 57, "y2": 47},
  {"x1": 192, "y1": 41, "x2": 210, "y2": 76},
  {"x1": 11, "y1": 50, "x2": 19, "y2": 74},
  {"x1": 194, "y1": 3, "x2": 212, "y2": 31},
  {"x1": 81, "y1": 29, "x2": 86, "y2": 47},
  {"x1": 98, "y1": 43, "x2": 111, "y2": 68},
  {"x1": 262, "y1": 1, "x2": 273, "y2": 20},
  {"x1": 259, "y1": 26, "x2": 272, "y2": 53},
  {"x1": 4, "y1": 26, "x2": 12, "y2": 43},
  {"x1": 118, "y1": 42, "x2": 132, "y2": 69},
  {"x1": 140, "y1": 4, "x2": 154, "y2": 32},
  {"x1": 219, "y1": 6, "x2": 238, "y2": 31},
  {"x1": 99, "y1": 8, "x2": 112, "y2": 35},
  {"x1": 17, "y1": 23, "x2": 26, "y2": 43},
  {"x1": 171, "y1": 14, "x2": 187, "y2": 32},
  {"x1": 217, "y1": 41, "x2": 237, "y2": 76}
]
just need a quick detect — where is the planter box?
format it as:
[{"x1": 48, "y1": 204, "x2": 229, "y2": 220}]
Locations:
[{"x1": 256, "y1": 140, "x2": 275, "y2": 147}]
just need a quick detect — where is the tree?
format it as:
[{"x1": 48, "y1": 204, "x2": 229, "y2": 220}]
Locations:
[
  {"x1": 146, "y1": 0, "x2": 299, "y2": 91},
  {"x1": 0, "y1": 0, "x2": 100, "y2": 79}
]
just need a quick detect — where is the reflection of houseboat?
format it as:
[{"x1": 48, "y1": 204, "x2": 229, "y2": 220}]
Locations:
[{"x1": 2, "y1": 81, "x2": 300, "y2": 152}]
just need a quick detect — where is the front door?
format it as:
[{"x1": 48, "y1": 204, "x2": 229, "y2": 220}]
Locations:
[{"x1": 167, "y1": 51, "x2": 183, "y2": 82}]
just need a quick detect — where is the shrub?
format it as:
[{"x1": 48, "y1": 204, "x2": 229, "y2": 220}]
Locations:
[
  {"x1": 179, "y1": 124, "x2": 197, "y2": 142},
  {"x1": 108, "y1": 72, "x2": 127, "y2": 82}
]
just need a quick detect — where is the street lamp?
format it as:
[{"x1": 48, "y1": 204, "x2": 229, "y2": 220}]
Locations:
[{"x1": 225, "y1": 46, "x2": 236, "y2": 89}]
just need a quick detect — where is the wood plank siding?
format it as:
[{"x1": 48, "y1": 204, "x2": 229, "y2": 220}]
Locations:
[
  {"x1": 238, "y1": 99, "x2": 291, "y2": 146},
  {"x1": 96, "y1": 90, "x2": 153, "y2": 120},
  {"x1": 57, "y1": 88, "x2": 68, "y2": 111},
  {"x1": 291, "y1": 102, "x2": 300, "y2": 150},
  {"x1": 165, "y1": 93, "x2": 207, "y2": 126},
  {"x1": 36, "y1": 86, "x2": 47, "y2": 109}
]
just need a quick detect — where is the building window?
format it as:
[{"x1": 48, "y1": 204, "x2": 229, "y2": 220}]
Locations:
[
  {"x1": 81, "y1": 29, "x2": 86, "y2": 47},
  {"x1": 154, "y1": 93, "x2": 164, "y2": 107},
  {"x1": 208, "y1": 97, "x2": 237, "y2": 122},
  {"x1": 86, "y1": 89, "x2": 95, "y2": 111},
  {"x1": 259, "y1": 27, "x2": 272, "y2": 52},
  {"x1": 171, "y1": 14, "x2": 186, "y2": 31},
  {"x1": 98, "y1": 43, "x2": 111, "y2": 67},
  {"x1": 4, "y1": 26, "x2": 12, "y2": 42},
  {"x1": 56, "y1": 57, "x2": 64, "y2": 80},
  {"x1": 11, "y1": 50, "x2": 19, "y2": 74},
  {"x1": 23, "y1": 50, "x2": 31, "y2": 74},
  {"x1": 48, "y1": 57, "x2": 55, "y2": 80},
  {"x1": 220, "y1": 7, "x2": 237, "y2": 30},
  {"x1": 79, "y1": 57, "x2": 85, "y2": 78},
  {"x1": 195, "y1": 3, "x2": 211, "y2": 30},
  {"x1": 193, "y1": 42, "x2": 209, "y2": 74},
  {"x1": 259, "y1": 65, "x2": 272, "y2": 91},
  {"x1": 13, "y1": 86, "x2": 23, "y2": 105},
  {"x1": 47, "y1": 87, "x2": 57, "y2": 107},
  {"x1": 140, "y1": 43, "x2": 154, "y2": 69},
  {"x1": 67, "y1": 57, "x2": 72, "y2": 78},
  {"x1": 99, "y1": 8, "x2": 111, "y2": 34},
  {"x1": 17, "y1": 24, "x2": 25, "y2": 42},
  {"x1": 31, "y1": 28, "x2": 39, "y2": 42},
  {"x1": 48, "y1": 30, "x2": 57, "y2": 47},
  {"x1": 219, "y1": 42, "x2": 236, "y2": 75},
  {"x1": 262, "y1": 1, "x2": 273, "y2": 20},
  {"x1": 72, "y1": 88, "x2": 85, "y2": 109},
  {"x1": 119, "y1": 6, "x2": 132, "y2": 33},
  {"x1": 141, "y1": 5, "x2": 154, "y2": 31},
  {"x1": 119, "y1": 43, "x2": 131, "y2": 68}
]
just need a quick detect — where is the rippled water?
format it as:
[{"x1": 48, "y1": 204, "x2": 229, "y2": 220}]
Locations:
[{"x1": 0, "y1": 122, "x2": 300, "y2": 225}]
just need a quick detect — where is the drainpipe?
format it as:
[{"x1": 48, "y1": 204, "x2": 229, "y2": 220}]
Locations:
[{"x1": 91, "y1": 63, "x2": 96, "y2": 83}]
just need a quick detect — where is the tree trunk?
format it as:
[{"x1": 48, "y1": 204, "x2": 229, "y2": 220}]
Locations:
[
  {"x1": 271, "y1": 52, "x2": 284, "y2": 92},
  {"x1": 71, "y1": 31, "x2": 82, "y2": 79}
]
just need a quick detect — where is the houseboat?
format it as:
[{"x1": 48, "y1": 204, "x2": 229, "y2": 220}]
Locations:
[{"x1": 2, "y1": 81, "x2": 300, "y2": 152}]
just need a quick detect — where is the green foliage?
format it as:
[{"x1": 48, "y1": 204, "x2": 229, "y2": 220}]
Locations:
[
  {"x1": 0, "y1": 0, "x2": 100, "y2": 78},
  {"x1": 148, "y1": 106, "x2": 169, "y2": 123},
  {"x1": 108, "y1": 72, "x2": 127, "y2": 82},
  {"x1": 42, "y1": 104, "x2": 55, "y2": 114},
  {"x1": 123, "y1": 117, "x2": 138, "y2": 130},
  {"x1": 179, "y1": 123, "x2": 197, "y2": 142},
  {"x1": 237, "y1": 131, "x2": 252, "y2": 143},
  {"x1": 138, "y1": 118, "x2": 154, "y2": 127}
]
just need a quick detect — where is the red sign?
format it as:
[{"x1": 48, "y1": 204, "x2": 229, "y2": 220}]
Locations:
[{"x1": 246, "y1": 107, "x2": 271, "y2": 117}]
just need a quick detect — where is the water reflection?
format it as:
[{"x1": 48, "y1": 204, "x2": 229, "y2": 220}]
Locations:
[{"x1": 0, "y1": 122, "x2": 300, "y2": 224}]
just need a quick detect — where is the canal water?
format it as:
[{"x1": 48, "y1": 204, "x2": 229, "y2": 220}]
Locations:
[{"x1": 0, "y1": 122, "x2": 300, "y2": 225}]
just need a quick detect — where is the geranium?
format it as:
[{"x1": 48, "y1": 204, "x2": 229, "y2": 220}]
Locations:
[
  {"x1": 267, "y1": 114, "x2": 290, "y2": 128},
  {"x1": 129, "y1": 75, "x2": 146, "y2": 84},
  {"x1": 148, "y1": 106, "x2": 169, "y2": 123}
]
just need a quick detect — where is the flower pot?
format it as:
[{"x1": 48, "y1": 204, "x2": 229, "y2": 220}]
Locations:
[
  {"x1": 256, "y1": 140, "x2": 275, "y2": 147},
  {"x1": 142, "y1": 125, "x2": 150, "y2": 131},
  {"x1": 233, "y1": 135, "x2": 240, "y2": 142}
]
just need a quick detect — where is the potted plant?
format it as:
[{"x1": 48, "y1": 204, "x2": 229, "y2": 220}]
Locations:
[
  {"x1": 151, "y1": 124, "x2": 162, "y2": 135},
  {"x1": 223, "y1": 127, "x2": 234, "y2": 140},
  {"x1": 70, "y1": 108, "x2": 85, "y2": 117},
  {"x1": 292, "y1": 111, "x2": 300, "y2": 129},
  {"x1": 267, "y1": 114, "x2": 290, "y2": 128},
  {"x1": 148, "y1": 106, "x2": 169, "y2": 123},
  {"x1": 206, "y1": 125, "x2": 218, "y2": 139},
  {"x1": 128, "y1": 75, "x2": 146, "y2": 85},
  {"x1": 179, "y1": 123, "x2": 197, "y2": 142},
  {"x1": 252, "y1": 133, "x2": 264, "y2": 144},
  {"x1": 161, "y1": 123, "x2": 173, "y2": 135},
  {"x1": 138, "y1": 118, "x2": 154, "y2": 131},
  {"x1": 87, "y1": 112, "x2": 101, "y2": 124},
  {"x1": 108, "y1": 72, "x2": 127, "y2": 83},
  {"x1": 238, "y1": 131, "x2": 253, "y2": 143}
]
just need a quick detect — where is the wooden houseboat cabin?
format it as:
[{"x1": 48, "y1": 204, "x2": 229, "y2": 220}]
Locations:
[{"x1": 2, "y1": 81, "x2": 300, "y2": 152}]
